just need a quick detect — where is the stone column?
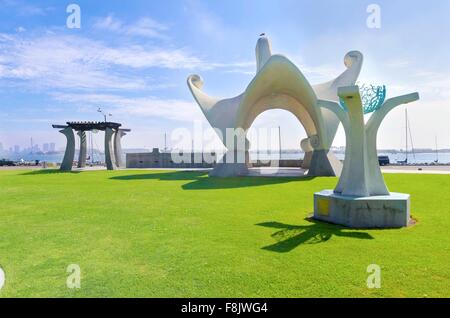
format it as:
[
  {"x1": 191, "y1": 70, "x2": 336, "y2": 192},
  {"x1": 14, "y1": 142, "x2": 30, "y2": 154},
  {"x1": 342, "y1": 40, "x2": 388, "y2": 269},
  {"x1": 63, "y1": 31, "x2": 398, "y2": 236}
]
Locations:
[
  {"x1": 105, "y1": 127, "x2": 117, "y2": 170},
  {"x1": 77, "y1": 130, "x2": 87, "y2": 168},
  {"x1": 59, "y1": 127, "x2": 75, "y2": 171},
  {"x1": 114, "y1": 129, "x2": 127, "y2": 168}
]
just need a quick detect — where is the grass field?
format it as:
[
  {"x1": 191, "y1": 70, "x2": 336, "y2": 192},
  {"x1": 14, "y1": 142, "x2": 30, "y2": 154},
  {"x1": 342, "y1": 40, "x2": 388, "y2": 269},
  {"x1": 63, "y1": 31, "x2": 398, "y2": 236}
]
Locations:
[{"x1": 0, "y1": 169, "x2": 449, "y2": 298}]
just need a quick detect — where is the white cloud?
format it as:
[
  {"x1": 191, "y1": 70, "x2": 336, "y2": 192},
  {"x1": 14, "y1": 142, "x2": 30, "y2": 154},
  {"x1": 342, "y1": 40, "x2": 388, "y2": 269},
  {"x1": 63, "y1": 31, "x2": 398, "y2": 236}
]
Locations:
[
  {"x1": 93, "y1": 14, "x2": 123, "y2": 31},
  {"x1": 50, "y1": 92, "x2": 204, "y2": 122},
  {"x1": 126, "y1": 17, "x2": 168, "y2": 38},
  {"x1": 0, "y1": 32, "x2": 207, "y2": 90},
  {"x1": 0, "y1": 0, "x2": 50, "y2": 16},
  {"x1": 0, "y1": 29, "x2": 264, "y2": 92},
  {"x1": 94, "y1": 15, "x2": 168, "y2": 39}
]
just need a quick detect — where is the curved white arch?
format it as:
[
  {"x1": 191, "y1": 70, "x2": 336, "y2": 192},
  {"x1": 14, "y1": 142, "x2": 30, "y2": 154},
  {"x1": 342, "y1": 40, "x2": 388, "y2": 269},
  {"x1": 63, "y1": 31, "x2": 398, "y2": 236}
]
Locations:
[
  {"x1": 235, "y1": 54, "x2": 323, "y2": 146},
  {"x1": 186, "y1": 35, "x2": 361, "y2": 177},
  {"x1": 313, "y1": 51, "x2": 363, "y2": 148}
]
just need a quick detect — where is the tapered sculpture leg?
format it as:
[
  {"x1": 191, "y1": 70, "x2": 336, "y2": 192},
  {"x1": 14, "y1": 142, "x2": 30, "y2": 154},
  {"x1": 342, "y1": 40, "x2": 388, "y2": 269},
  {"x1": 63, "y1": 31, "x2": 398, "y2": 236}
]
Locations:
[
  {"x1": 209, "y1": 136, "x2": 250, "y2": 177},
  {"x1": 59, "y1": 127, "x2": 75, "y2": 171},
  {"x1": 302, "y1": 135, "x2": 342, "y2": 177},
  {"x1": 114, "y1": 129, "x2": 127, "y2": 168},
  {"x1": 77, "y1": 131, "x2": 87, "y2": 168},
  {"x1": 308, "y1": 149, "x2": 343, "y2": 177},
  {"x1": 105, "y1": 127, "x2": 117, "y2": 170}
]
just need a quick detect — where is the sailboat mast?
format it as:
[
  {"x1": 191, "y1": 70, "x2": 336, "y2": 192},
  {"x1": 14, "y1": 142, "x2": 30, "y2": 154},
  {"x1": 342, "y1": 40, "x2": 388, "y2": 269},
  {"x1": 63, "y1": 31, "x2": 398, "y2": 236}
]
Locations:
[
  {"x1": 435, "y1": 135, "x2": 439, "y2": 163},
  {"x1": 405, "y1": 109, "x2": 408, "y2": 163},
  {"x1": 278, "y1": 126, "x2": 282, "y2": 159},
  {"x1": 164, "y1": 132, "x2": 167, "y2": 152},
  {"x1": 91, "y1": 131, "x2": 94, "y2": 164}
]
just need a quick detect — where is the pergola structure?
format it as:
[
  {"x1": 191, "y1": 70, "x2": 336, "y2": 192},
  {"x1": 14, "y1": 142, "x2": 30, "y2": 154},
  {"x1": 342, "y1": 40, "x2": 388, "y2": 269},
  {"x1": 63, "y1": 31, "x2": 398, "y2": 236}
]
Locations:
[{"x1": 52, "y1": 121, "x2": 130, "y2": 171}]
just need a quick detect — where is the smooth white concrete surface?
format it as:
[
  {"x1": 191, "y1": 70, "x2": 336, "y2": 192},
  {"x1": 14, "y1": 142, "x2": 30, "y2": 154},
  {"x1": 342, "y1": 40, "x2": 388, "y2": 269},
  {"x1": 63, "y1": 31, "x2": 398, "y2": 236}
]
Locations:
[
  {"x1": 314, "y1": 190, "x2": 411, "y2": 228},
  {"x1": 187, "y1": 35, "x2": 362, "y2": 177},
  {"x1": 318, "y1": 86, "x2": 419, "y2": 197},
  {"x1": 314, "y1": 85, "x2": 419, "y2": 228}
]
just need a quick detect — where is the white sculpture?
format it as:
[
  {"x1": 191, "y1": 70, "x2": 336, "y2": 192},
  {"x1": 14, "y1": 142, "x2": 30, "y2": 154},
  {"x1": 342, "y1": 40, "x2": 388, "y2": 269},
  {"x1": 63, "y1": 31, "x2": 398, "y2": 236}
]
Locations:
[
  {"x1": 314, "y1": 85, "x2": 420, "y2": 228},
  {"x1": 319, "y1": 86, "x2": 419, "y2": 196},
  {"x1": 187, "y1": 35, "x2": 363, "y2": 177}
]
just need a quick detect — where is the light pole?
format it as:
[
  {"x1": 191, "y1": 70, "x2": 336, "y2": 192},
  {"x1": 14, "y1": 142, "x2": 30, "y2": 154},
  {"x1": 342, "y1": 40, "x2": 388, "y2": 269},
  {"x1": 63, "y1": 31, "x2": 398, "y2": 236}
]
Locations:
[{"x1": 97, "y1": 107, "x2": 112, "y2": 122}]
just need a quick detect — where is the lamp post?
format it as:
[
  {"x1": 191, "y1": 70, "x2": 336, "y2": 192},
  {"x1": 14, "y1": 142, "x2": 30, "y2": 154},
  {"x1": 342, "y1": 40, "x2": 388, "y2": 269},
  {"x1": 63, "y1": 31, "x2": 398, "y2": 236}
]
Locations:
[{"x1": 97, "y1": 107, "x2": 112, "y2": 122}]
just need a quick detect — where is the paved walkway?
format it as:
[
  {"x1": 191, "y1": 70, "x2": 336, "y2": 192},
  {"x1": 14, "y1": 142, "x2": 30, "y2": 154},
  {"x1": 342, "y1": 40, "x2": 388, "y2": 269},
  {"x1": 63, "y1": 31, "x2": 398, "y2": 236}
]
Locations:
[
  {"x1": 247, "y1": 167, "x2": 308, "y2": 177},
  {"x1": 381, "y1": 165, "x2": 450, "y2": 175},
  {"x1": 2, "y1": 165, "x2": 450, "y2": 175}
]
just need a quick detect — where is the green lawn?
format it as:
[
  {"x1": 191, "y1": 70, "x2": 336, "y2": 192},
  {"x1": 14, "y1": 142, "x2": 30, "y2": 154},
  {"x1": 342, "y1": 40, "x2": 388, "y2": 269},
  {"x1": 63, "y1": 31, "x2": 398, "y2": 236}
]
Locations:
[{"x1": 0, "y1": 169, "x2": 449, "y2": 298}]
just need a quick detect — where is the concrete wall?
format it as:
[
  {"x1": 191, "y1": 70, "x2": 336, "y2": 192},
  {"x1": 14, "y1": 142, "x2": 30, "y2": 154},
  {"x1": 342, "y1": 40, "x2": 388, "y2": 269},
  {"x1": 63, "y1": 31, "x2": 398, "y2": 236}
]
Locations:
[
  {"x1": 126, "y1": 148, "x2": 217, "y2": 169},
  {"x1": 126, "y1": 148, "x2": 304, "y2": 169}
]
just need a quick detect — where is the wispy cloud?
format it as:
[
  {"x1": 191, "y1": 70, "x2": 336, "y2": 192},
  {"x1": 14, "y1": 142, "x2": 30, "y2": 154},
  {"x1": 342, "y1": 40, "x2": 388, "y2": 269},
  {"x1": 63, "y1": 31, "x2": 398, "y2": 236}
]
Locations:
[
  {"x1": 0, "y1": 28, "x2": 262, "y2": 92},
  {"x1": 94, "y1": 14, "x2": 168, "y2": 39},
  {"x1": 0, "y1": 32, "x2": 206, "y2": 90},
  {"x1": 51, "y1": 92, "x2": 204, "y2": 122},
  {"x1": 93, "y1": 14, "x2": 123, "y2": 31},
  {"x1": 0, "y1": 0, "x2": 51, "y2": 16}
]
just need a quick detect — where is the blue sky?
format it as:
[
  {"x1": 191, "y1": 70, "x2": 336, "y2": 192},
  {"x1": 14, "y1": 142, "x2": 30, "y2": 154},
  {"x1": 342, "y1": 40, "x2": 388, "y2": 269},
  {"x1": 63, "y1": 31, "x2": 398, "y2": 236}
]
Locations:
[{"x1": 0, "y1": 0, "x2": 449, "y2": 151}]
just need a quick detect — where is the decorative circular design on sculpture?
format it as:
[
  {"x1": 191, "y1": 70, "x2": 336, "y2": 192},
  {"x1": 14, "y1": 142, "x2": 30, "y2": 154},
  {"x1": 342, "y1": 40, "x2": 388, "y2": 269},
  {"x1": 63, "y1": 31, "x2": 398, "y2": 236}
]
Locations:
[{"x1": 339, "y1": 84, "x2": 386, "y2": 114}]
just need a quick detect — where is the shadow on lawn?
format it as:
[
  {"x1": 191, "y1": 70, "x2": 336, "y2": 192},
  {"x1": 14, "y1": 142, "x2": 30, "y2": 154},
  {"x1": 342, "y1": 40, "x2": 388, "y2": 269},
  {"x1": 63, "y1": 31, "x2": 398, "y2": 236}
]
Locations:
[
  {"x1": 20, "y1": 169, "x2": 81, "y2": 176},
  {"x1": 256, "y1": 219, "x2": 374, "y2": 253},
  {"x1": 111, "y1": 170, "x2": 314, "y2": 190}
]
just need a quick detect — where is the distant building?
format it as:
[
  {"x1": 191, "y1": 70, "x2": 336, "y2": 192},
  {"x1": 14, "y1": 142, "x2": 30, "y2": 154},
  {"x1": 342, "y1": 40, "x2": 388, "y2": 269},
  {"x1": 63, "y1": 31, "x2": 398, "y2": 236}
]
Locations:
[
  {"x1": 43, "y1": 143, "x2": 49, "y2": 152},
  {"x1": 49, "y1": 143, "x2": 56, "y2": 152},
  {"x1": 14, "y1": 145, "x2": 20, "y2": 154}
]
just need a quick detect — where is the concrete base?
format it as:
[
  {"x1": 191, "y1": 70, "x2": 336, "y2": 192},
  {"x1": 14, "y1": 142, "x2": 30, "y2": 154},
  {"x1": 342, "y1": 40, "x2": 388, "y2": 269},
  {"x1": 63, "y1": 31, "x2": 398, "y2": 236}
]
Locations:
[
  {"x1": 313, "y1": 190, "x2": 410, "y2": 228},
  {"x1": 209, "y1": 163, "x2": 249, "y2": 177}
]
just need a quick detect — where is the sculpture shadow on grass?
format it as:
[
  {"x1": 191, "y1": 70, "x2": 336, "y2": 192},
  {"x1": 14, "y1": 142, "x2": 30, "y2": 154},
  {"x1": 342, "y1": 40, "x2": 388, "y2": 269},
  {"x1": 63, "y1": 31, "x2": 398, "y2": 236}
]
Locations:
[
  {"x1": 256, "y1": 219, "x2": 373, "y2": 253},
  {"x1": 20, "y1": 169, "x2": 82, "y2": 176},
  {"x1": 110, "y1": 171, "x2": 315, "y2": 190}
]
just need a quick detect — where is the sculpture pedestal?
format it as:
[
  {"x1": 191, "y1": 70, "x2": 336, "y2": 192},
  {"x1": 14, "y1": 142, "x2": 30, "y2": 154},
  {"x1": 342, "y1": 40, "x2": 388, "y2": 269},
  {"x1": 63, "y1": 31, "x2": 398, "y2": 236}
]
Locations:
[
  {"x1": 313, "y1": 190, "x2": 410, "y2": 228},
  {"x1": 209, "y1": 163, "x2": 249, "y2": 177}
]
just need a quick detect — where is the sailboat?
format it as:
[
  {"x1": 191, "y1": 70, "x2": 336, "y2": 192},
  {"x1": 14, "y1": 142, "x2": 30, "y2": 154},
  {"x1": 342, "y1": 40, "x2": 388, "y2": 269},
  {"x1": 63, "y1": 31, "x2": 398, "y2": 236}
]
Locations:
[
  {"x1": 397, "y1": 109, "x2": 415, "y2": 165},
  {"x1": 434, "y1": 135, "x2": 439, "y2": 164}
]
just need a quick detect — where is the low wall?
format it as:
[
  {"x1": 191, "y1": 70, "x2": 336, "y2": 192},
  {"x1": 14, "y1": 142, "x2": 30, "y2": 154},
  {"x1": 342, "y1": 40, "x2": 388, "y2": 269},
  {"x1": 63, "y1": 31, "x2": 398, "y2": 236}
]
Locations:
[
  {"x1": 126, "y1": 149, "x2": 303, "y2": 169},
  {"x1": 126, "y1": 150, "x2": 216, "y2": 168}
]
